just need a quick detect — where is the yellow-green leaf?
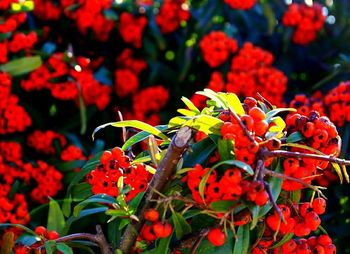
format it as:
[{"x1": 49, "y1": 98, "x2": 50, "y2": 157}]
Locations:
[{"x1": 218, "y1": 92, "x2": 245, "y2": 115}]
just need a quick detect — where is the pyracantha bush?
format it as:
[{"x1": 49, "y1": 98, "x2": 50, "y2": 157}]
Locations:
[{"x1": 5, "y1": 90, "x2": 349, "y2": 254}]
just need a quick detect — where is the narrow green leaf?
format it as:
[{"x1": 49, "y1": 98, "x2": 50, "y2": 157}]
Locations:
[
  {"x1": 250, "y1": 206, "x2": 260, "y2": 230},
  {"x1": 171, "y1": 212, "x2": 191, "y2": 239},
  {"x1": 218, "y1": 92, "x2": 245, "y2": 115},
  {"x1": 128, "y1": 191, "x2": 145, "y2": 211},
  {"x1": 290, "y1": 190, "x2": 301, "y2": 203},
  {"x1": 15, "y1": 234, "x2": 40, "y2": 246},
  {"x1": 0, "y1": 223, "x2": 36, "y2": 235},
  {"x1": 178, "y1": 108, "x2": 197, "y2": 116},
  {"x1": 105, "y1": 209, "x2": 128, "y2": 217},
  {"x1": 270, "y1": 233, "x2": 294, "y2": 249},
  {"x1": 181, "y1": 96, "x2": 200, "y2": 114},
  {"x1": 198, "y1": 168, "x2": 214, "y2": 202},
  {"x1": 286, "y1": 132, "x2": 304, "y2": 143},
  {"x1": 47, "y1": 198, "x2": 65, "y2": 234},
  {"x1": 44, "y1": 240, "x2": 55, "y2": 254},
  {"x1": 196, "y1": 89, "x2": 227, "y2": 108},
  {"x1": 233, "y1": 224, "x2": 250, "y2": 254},
  {"x1": 210, "y1": 200, "x2": 237, "y2": 211},
  {"x1": 92, "y1": 121, "x2": 170, "y2": 141},
  {"x1": 62, "y1": 195, "x2": 72, "y2": 218},
  {"x1": 154, "y1": 232, "x2": 172, "y2": 254},
  {"x1": 0, "y1": 56, "x2": 42, "y2": 76},
  {"x1": 218, "y1": 138, "x2": 235, "y2": 162},
  {"x1": 56, "y1": 243, "x2": 73, "y2": 254},
  {"x1": 265, "y1": 108, "x2": 296, "y2": 121},
  {"x1": 183, "y1": 137, "x2": 217, "y2": 167},
  {"x1": 211, "y1": 160, "x2": 254, "y2": 175},
  {"x1": 122, "y1": 125, "x2": 168, "y2": 151},
  {"x1": 73, "y1": 194, "x2": 115, "y2": 217}
]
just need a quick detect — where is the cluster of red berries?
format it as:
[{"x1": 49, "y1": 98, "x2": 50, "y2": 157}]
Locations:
[
  {"x1": 21, "y1": 53, "x2": 112, "y2": 110},
  {"x1": 286, "y1": 111, "x2": 339, "y2": 156},
  {"x1": 139, "y1": 209, "x2": 173, "y2": 242},
  {"x1": 185, "y1": 164, "x2": 269, "y2": 207},
  {"x1": 282, "y1": 3, "x2": 325, "y2": 45},
  {"x1": 324, "y1": 81, "x2": 350, "y2": 127},
  {"x1": 0, "y1": 72, "x2": 31, "y2": 134},
  {"x1": 0, "y1": 7, "x2": 26, "y2": 34},
  {"x1": 87, "y1": 147, "x2": 152, "y2": 201},
  {"x1": 119, "y1": 13, "x2": 148, "y2": 48},
  {"x1": 253, "y1": 234, "x2": 335, "y2": 254},
  {"x1": 224, "y1": 0, "x2": 256, "y2": 10},
  {"x1": 33, "y1": 0, "x2": 61, "y2": 21},
  {"x1": 289, "y1": 93, "x2": 326, "y2": 117},
  {"x1": 200, "y1": 31, "x2": 238, "y2": 68},
  {"x1": 155, "y1": 0, "x2": 190, "y2": 34},
  {"x1": 227, "y1": 42, "x2": 287, "y2": 106},
  {"x1": 27, "y1": 130, "x2": 67, "y2": 155}
]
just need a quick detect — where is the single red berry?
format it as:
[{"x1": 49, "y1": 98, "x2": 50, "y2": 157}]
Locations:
[
  {"x1": 318, "y1": 235, "x2": 332, "y2": 246},
  {"x1": 304, "y1": 211, "x2": 321, "y2": 231},
  {"x1": 140, "y1": 224, "x2": 157, "y2": 241},
  {"x1": 313, "y1": 245, "x2": 325, "y2": 254},
  {"x1": 294, "y1": 223, "x2": 311, "y2": 237},
  {"x1": 47, "y1": 230, "x2": 60, "y2": 240},
  {"x1": 323, "y1": 244, "x2": 336, "y2": 254},
  {"x1": 307, "y1": 236, "x2": 317, "y2": 247},
  {"x1": 282, "y1": 239, "x2": 297, "y2": 252},
  {"x1": 312, "y1": 198, "x2": 326, "y2": 215},
  {"x1": 152, "y1": 222, "x2": 172, "y2": 238},
  {"x1": 34, "y1": 226, "x2": 47, "y2": 236},
  {"x1": 111, "y1": 147, "x2": 124, "y2": 159},
  {"x1": 299, "y1": 202, "x2": 312, "y2": 217},
  {"x1": 100, "y1": 151, "x2": 112, "y2": 165},
  {"x1": 207, "y1": 228, "x2": 226, "y2": 246},
  {"x1": 144, "y1": 209, "x2": 160, "y2": 222},
  {"x1": 249, "y1": 107, "x2": 266, "y2": 121}
]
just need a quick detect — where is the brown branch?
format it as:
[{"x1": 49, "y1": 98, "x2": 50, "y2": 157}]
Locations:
[
  {"x1": 264, "y1": 182, "x2": 286, "y2": 224},
  {"x1": 189, "y1": 229, "x2": 209, "y2": 254},
  {"x1": 33, "y1": 225, "x2": 112, "y2": 254},
  {"x1": 151, "y1": 193, "x2": 208, "y2": 210},
  {"x1": 256, "y1": 92, "x2": 274, "y2": 110},
  {"x1": 228, "y1": 108, "x2": 255, "y2": 142},
  {"x1": 264, "y1": 169, "x2": 327, "y2": 199},
  {"x1": 118, "y1": 127, "x2": 193, "y2": 254},
  {"x1": 264, "y1": 150, "x2": 350, "y2": 166}
]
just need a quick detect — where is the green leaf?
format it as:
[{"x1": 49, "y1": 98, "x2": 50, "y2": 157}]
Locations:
[
  {"x1": 128, "y1": 192, "x2": 145, "y2": 211},
  {"x1": 233, "y1": 224, "x2": 250, "y2": 254},
  {"x1": 108, "y1": 220, "x2": 121, "y2": 249},
  {"x1": 73, "y1": 194, "x2": 115, "y2": 217},
  {"x1": 62, "y1": 195, "x2": 72, "y2": 218},
  {"x1": 210, "y1": 200, "x2": 237, "y2": 211},
  {"x1": 1, "y1": 231, "x2": 14, "y2": 254},
  {"x1": 193, "y1": 230, "x2": 234, "y2": 254},
  {"x1": 47, "y1": 198, "x2": 65, "y2": 234},
  {"x1": 211, "y1": 160, "x2": 254, "y2": 175},
  {"x1": 0, "y1": 56, "x2": 42, "y2": 76},
  {"x1": 44, "y1": 240, "x2": 55, "y2": 254},
  {"x1": 154, "y1": 232, "x2": 172, "y2": 254},
  {"x1": 56, "y1": 243, "x2": 73, "y2": 254},
  {"x1": 218, "y1": 138, "x2": 235, "y2": 162},
  {"x1": 92, "y1": 120, "x2": 170, "y2": 141},
  {"x1": 62, "y1": 207, "x2": 108, "y2": 235},
  {"x1": 72, "y1": 182, "x2": 92, "y2": 200},
  {"x1": 196, "y1": 89, "x2": 227, "y2": 108},
  {"x1": 15, "y1": 234, "x2": 40, "y2": 246},
  {"x1": 290, "y1": 190, "x2": 301, "y2": 203},
  {"x1": 286, "y1": 132, "x2": 304, "y2": 143},
  {"x1": 265, "y1": 108, "x2": 296, "y2": 121},
  {"x1": 261, "y1": 1, "x2": 276, "y2": 34},
  {"x1": 183, "y1": 137, "x2": 217, "y2": 167},
  {"x1": 105, "y1": 209, "x2": 128, "y2": 217},
  {"x1": 270, "y1": 233, "x2": 294, "y2": 249},
  {"x1": 171, "y1": 212, "x2": 191, "y2": 239},
  {"x1": 178, "y1": 108, "x2": 198, "y2": 116},
  {"x1": 250, "y1": 206, "x2": 260, "y2": 230},
  {"x1": 0, "y1": 223, "x2": 36, "y2": 235},
  {"x1": 218, "y1": 92, "x2": 245, "y2": 115},
  {"x1": 122, "y1": 125, "x2": 168, "y2": 151},
  {"x1": 198, "y1": 168, "x2": 214, "y2": 202},
  {"x1": 181, "y1": 96, "x2": 200, "y2": 114}
]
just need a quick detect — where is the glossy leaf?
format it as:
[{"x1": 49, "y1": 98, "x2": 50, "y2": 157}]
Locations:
[
  {"x1": 47, "y1": 198, "x2": 65, "y2": 235},
  {"x1": 73, "y1": 194, "x2": 115, "y2": 217},
  {"x1": 171, "y1": 211, "x2": 192, "y2": 239},
  {"x1": 233, "y1": 224, "x2": 250, "y2": 254},
  {"x1": 218, "y1": 92, "x2": 245, "y2": 115},
  {"x1": 181, "y1": 96, "x2": 200, "y2": 114},
  {"x1": 0, "y1": 56, "x2": 42, "y2": 76},
  {"x1": 56, "y1": 243, "x2": 74, "y2": 254},
  {"x1": 210, "y1": 200, "x2": 237, "y2": 211},
  {"x1": 92, "y1": 121, "x2": 170, "y2": 141},
  {"x1": 286, "y1": 132, "x2": 304, "y2": 143},
  {"x1": 211, "y1": 160, "x2": 254, "y2": 175},
  {"x1": 218, "y1": 138, "x2": 235, "y2": 162}
]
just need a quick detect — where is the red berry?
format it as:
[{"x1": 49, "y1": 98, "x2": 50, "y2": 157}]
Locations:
[
  {"x1": 207, "y1": 228, "x2": 226, "y2": 246},
  {"x1": 34, "y1": 226, "x2": 47, "y2": 236},
  {"x1": 294, "y1": 223, "x2": 311, "y2": 237},
  {"x1": 249, "y1": 107, "x2": 266, "y2": 121},
  {"x1": 152, "y1": 222, "x2": 172, "y2": 238},
  {"x1": 47, "y1": 230, "x2": 60, "y2": 240},
  {"x1": 312, "y1": 198, "x2": 326, "y2": 215},
  {"x1": 304, "y1": 211, "x2": 321, "y2": 231},
  {"x1": 100, "y1": 151, "x2": 112, "y2": 164},
  {"x1": 323, "y1": 244, "x2": 336, "y2": 254},
  {"x1": 318, "y1": 235, "x2": 332, "y2": 246},
  {"x1": 313, "y1": 245, "x2": 325, "y2": 254},
  {"x1": 140, "y1": 224, "x2": 157, "y2": 241},
  {"x1": 144, "y1": 209, "x2": 160, "y2": 222}
]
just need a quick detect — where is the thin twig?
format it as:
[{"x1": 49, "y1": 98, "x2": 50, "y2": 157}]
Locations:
[
  {"x1": 189, "y1": 229, "x2": 210, "y2": 254},
  {"x1": 264, "y1": 169, "x2": 327, "y2": 199},
  {"x1": 256, "y1": 92, "x2": 274, "y2": 110},
  {"x1": 264, "y1": 182, "x2": 286, "y2": 224},
  {"x1": 151, "y1": 193, "x2": 208, "y2": 210},
  {"x1": 228, "y1": 108, "x2": 255, "y2": 142},
  {"x1": 33, "y1": 225, "x2": 112, "y2": 254},
  {"x1": 264, "y1": 150, "x2": 350, "y2": 166}
]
